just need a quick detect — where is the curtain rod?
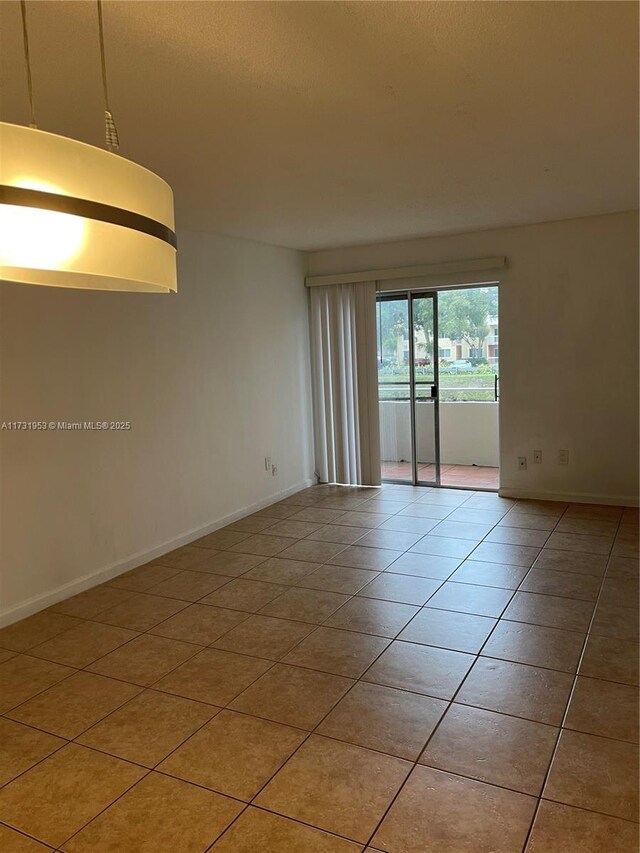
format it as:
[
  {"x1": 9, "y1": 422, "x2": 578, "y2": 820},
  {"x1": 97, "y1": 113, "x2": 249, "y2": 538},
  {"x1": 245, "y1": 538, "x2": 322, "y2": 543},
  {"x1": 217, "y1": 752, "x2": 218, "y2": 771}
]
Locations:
[{"x1": 305, "y1": 256, "x2": 506, "y2": 287}]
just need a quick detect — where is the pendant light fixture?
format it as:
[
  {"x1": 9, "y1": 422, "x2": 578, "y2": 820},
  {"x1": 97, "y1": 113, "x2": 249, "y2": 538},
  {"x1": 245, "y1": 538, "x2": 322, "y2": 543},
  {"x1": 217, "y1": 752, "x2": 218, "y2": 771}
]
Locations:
[{"x1": 0, "y1": 1, "x2": 177, "y2": 293}]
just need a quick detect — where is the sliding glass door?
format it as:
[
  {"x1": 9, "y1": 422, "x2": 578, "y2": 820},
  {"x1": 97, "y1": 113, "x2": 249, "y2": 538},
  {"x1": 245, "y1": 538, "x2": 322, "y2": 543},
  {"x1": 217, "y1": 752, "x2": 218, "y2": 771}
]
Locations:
[
  {"x1": 377, "y1": 283, "x2": 500, "y2": 490},
  {"x1": 376, "y1": 293, "x2": 439, "y2": 484}
]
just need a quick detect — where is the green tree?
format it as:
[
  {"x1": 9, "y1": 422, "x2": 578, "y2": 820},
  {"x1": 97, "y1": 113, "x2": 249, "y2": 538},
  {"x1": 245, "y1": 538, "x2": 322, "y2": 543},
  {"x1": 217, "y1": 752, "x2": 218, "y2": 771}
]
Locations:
[{"x1": 438, "y1": 288, "x2": 498, "y2": 357}]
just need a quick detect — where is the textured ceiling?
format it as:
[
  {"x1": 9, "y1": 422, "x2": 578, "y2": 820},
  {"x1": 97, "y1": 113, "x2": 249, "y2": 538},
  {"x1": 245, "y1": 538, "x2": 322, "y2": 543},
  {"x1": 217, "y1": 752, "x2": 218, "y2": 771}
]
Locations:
[{"x1": 1, "y1": 1, "x2": 637, "y2": 250}]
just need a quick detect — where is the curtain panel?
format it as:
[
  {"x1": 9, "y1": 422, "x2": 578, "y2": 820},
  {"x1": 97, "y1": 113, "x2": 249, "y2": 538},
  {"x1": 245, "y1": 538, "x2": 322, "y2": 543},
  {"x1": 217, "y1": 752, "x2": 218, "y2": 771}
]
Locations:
[{"x1": 309, "y1": 281, "x2": 381, "y2": 486}]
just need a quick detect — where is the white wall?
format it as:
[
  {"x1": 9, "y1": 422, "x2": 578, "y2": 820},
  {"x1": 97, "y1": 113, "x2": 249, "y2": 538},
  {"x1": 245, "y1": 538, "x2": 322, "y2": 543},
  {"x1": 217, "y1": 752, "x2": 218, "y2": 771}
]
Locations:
[
  {"x1": 0, "y1": 231, "x2": 314, "y2": 624},
  {"x1": 308, "y1": 212, "x2": 639, "y2": 505}
]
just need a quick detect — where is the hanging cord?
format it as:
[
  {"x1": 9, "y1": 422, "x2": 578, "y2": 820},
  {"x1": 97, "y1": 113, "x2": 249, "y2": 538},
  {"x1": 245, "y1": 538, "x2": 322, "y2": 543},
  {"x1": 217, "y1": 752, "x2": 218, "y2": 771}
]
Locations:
[
  {"x1": 20, "y1": 0, "x2": 37, "y2": 128},
  {"x1": 97, "y1": 0, "x2": 119, "y2": 151}
]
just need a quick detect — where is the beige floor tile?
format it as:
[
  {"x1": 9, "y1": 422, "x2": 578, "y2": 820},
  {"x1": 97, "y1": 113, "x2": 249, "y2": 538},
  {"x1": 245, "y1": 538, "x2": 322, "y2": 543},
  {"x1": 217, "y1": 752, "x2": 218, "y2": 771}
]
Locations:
[
  {"x1": 545, "y1": 531, "x2": 613, "y2": 555},
  {"x1": 599, "y1": 577, "x2": 640, "y2": 609},
  {"x1": 252, "y1": 504, "x2": 301, "y2": 520},
  {"x1": 555, "y1": 517, "x2": 619, "y2": 537},
  {"x1": 399, "y1": 503, "x2": 452, "y2": 520},
  {"x1": 299, "y1": 564, "x2": 380, "y2": 594},
  {"x1": 88, "y1": 634, "x2": 198, "y2": 686},
  {"x1": 398, "y1": 607, "x2": 496, "y2": 653},
  {"x1": 532, "y1": 549, "x2": 608, "y2": 576},
  {"x1": 0, "y1": 718, "x2": 65, "y2": 786},
  {"x1": 146, "y1": 570, "x2": 230, "y2": 602},
  {"x1": 211, "y1": 807, "x2": 362, "y2": 853},
  {"x1": 0, "y1": 743, "x2": 144, "y2": 848},
  {"x1": 160, "y1": 709, "x2": 306, "y2": 800},
  {"x1": 192, "y1": 551, "x2": 267, "y2": 577},
  {"x1": 7, "y1": 672, "x2": 141, "y2": 739},
  {"x1": 0, "y1": 612, "x2": 80, "y2": 653},
  {"x1": 333, "y1": 510, "x2": 391, "y2": 528},
  {"x1": 357, "y1": 573, "x2": 441, "y2": 605},
  {"x1": 607, "y1": 557, "x2": 640, "y2": 580},
  {"x1": 30, "y1": 621, "x2": 137, "y2": 669},
  {"x1": 150, "y1": 603, "x2": 248, "y2": 645},
  {"x1": 282, "y1": 626, "x2": 389, "y2": 678},
  {"x1": 255, "y1": 735, "x2": 410, "y2": 843},
  {"x1": 200, "y1": 578, "x2": 288, "y2": 612},
  {"x1": 447, "y1": 507, "x2": 507, "y2": 525},
  {"x1": 379, "y1": 515, "x2": 440, "y2": 534},
  {"x1": 77, "y1": 689, "x2": 216, "y2": 766},
  {"x1": 94, "y1": 592, "x2": 188, "y2": 631},
  {"x1": 372, "y1": 765, "x2": 536, "y2": 853},
  {"x1": 520, "y1": 569, "x2": 601, "y2": 601},
  {"x1": 484, "y1": 526, "x2": 550, "y2": 547},
  {"x1": 503, "y1": 591, "x2": 594, "y2": 632},
  {"x1": 590, "y1": 601, "x2": 639, "y2": 641},
  {"x1": 49, "y1": 586, "x2": 135, "y2": 619},
  {"x1": 431, "y1": 519, "x2": 493, "y2": 541},
  {"x1": 470, "y1": 541, "x2": 541, "y2": 567},
  {"x1": 263, "y1": 519, "x2": 324, "y2": 538},
  {"x1": 354, "y1": 529, "x2": 422, "y2": 551},
  {"x1": 0, "y1": 825, "x2": 53, "y2": 852},
  {"x1": 212, "y1": 614, "x2": 314, "y2": 660},
  {"x1": 457, "y1": 658, "x2": 574, "y2": 725},
  {"x1": 363, "y1": 640, "x2": 474, "y2": 700},
  {"x1": 498, "y1": 511, "x2": 557, "y2": 531},
  {"x1": 579, "y1": 635, "x2": 639, "y2": 685},
  {"x1": 290, "y1": 507, "x2": 349, "y2": 524},
  {"x1": 448, "y1": 560, "x2": 529, "y2": 589},
  {"x1": 564, "y1": 676, "x2": 639, "y2": 742},
  {"x1": 227, "y1": 516, "x2": 278, "y2": 534},
  {"x1": 328, "y1": 545, "x2": 402, "y2": 571},
  {"x1": 192, "y1": 529, "x2": 250, "y2": 550},
  {"x1": 0, "y1": 655, "x2": 74, "y2": 715},
  {"x1": 243, "y1": 556, "x2": 319, "y2": 585},
  {"x1": 107, "y1": 563, "x2": 179, "y2": 592},
  {"x1": 260, "y1": 587, "x2": 351, "y2": 623},
  {"x1": 325, "y1": 598, "x2": 419, "y2": 638},
  {"x1": 426, "y1": 582, "x2": 513, "y2": 618},
  {"x1": 230, "y1": 534, "x2": 298, "y2": 557},
  {"x1": 527, "y1": 800, "x2": 640, "y2": 853},
  {"x1": 277, "y1": 540, "x2": 348, "y2": 563},
  {"x1": 317, "y1": 681, "x2": 446, "y2": 760},
  {"x1": 153, "y1": 544, "x2": 211, "y2": 570},
  {"x1": 545, "y1": 729, "x2": 639, "y2": 821},
  {"x1": 482, "y1": 620, "x2": 585, "y2": 673},
  {"x1": 62, "y1": 772, "x2": 242, "y2": 852},
  {"x1": 229, "y1": 663, "x2": 353, "y2": 729},
  {"x1": 0, "y1": 648, "x2": 16, "y2": 664},
  {"x1": 420, "y1": 704, "x2": 557, "y2": 795},
  {"x1": 156, "y1": 647, "x2": 271, "y2": 705},
  {"x1": 385, "y1": 552, "x2": 460, "y2": 579},
  {"x1": 306, "y1": 523, "x2": 370, "y2": 544},
  {"x1": 409, "y1": 536, "x2": 476, "y2": 559}
]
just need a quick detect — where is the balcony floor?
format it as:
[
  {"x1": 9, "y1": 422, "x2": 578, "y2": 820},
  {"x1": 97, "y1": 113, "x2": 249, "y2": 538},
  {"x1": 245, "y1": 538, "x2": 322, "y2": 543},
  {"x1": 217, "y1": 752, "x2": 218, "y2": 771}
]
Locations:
[{"x1": 381, "y1": 462, "x2": 499, "y2": 490}]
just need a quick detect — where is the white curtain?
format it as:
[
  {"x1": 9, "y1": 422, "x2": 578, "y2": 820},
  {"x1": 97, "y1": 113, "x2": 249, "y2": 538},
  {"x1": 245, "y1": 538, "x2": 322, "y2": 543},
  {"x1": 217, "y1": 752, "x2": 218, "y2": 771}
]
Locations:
[{"x1": 310, "y1": 281, "x2": 381, "y2": 486}]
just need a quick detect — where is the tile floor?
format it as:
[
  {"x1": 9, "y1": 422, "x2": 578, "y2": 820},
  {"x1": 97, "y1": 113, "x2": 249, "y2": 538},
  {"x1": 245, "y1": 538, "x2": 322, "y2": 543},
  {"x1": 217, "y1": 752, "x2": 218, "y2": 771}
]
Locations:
[
  {"x1": 381, "y1": 462, "x2": 500, "y2": 489},
  {"x1": 0, "y1": 484, "x2": 638, "y2": 851}
]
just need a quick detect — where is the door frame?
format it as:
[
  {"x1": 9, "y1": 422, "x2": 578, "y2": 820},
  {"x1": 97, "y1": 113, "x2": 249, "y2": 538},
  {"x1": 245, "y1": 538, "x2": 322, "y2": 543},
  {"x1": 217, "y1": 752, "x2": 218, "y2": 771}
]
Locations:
[{"x1": 377, "y1": 281, "x2": 500, "y2": 492}]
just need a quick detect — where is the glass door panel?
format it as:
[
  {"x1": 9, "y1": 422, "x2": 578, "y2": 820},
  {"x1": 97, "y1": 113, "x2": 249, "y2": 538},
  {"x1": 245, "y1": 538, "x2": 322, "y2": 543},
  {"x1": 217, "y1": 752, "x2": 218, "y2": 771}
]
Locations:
[
  {"x1": 411, "y1": 293, "x2": 439, "y2": 485},
  {"x1": 376, "y1": 295, "x2": 412, "y2": 483}
]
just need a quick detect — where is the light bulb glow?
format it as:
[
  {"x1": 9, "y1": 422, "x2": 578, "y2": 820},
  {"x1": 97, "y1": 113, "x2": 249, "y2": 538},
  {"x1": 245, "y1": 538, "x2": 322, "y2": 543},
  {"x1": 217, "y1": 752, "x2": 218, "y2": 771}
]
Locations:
[{"x1": 0, "y1": 203, "x2": 87, "y2": 269}]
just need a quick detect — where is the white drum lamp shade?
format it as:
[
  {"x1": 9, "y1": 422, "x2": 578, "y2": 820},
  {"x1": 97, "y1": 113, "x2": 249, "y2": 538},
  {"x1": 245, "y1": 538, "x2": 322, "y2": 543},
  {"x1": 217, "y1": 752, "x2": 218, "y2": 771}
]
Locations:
[{"x1": 0, "y1": 121, "x2": 177, "y2": 293}]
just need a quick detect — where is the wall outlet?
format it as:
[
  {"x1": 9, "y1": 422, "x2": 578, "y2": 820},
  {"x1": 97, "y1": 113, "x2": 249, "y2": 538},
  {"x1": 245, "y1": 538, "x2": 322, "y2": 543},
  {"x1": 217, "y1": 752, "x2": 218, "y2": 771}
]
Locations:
[
  {"x1": 271, "y1": 463, "x2": 278, "y2": 477},
  {"x1": 533, "y1": 450, "x2": 542, "y2": 464},
  {"x1": 518, "y1": 456, "x2": 527, "y2": 470},
  {"x1": 264, "y1": 456, "x2": 271, "y2": 472},
  {"x1": 558, "y1": 449, "x2": 569, "y2": 465}
]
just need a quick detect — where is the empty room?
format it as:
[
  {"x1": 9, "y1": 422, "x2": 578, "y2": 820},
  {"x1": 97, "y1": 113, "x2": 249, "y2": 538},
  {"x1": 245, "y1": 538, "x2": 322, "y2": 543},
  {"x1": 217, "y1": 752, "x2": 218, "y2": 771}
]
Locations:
[{"x1": 0, "y1": 1, "x2": 638, "y2": 851}]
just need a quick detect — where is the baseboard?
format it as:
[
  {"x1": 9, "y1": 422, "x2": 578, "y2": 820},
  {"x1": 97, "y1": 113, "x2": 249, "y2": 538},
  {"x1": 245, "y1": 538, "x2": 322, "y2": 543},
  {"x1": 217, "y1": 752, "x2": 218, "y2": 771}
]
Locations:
[
  {"x1": 499, "y1": 486, "x2": 639, "y2": 507},
  {"x1": 0, "y1": 476, "x2": 316, "y2": 629}
]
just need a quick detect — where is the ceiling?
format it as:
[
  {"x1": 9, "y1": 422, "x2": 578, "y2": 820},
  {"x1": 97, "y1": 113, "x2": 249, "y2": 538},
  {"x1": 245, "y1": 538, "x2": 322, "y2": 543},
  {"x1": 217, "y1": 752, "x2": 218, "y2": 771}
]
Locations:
[{"x1": 1, "y1": 1, "x2": 637, "y2": 251}]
